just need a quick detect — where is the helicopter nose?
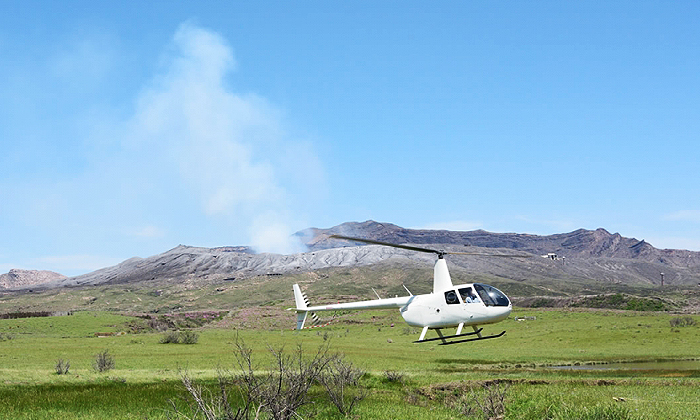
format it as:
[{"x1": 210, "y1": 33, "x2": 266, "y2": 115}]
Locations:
[
  {"x1": 504, "y1": 306, "x2": 512, "y2": 318},
  {"x1": 494, "y1": 305, "x2": 512, "y2": 322}
]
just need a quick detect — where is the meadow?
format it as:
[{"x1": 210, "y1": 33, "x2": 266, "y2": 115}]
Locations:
[{"x1": 0, "y1": 308, "x2": 699, "y2": 419}]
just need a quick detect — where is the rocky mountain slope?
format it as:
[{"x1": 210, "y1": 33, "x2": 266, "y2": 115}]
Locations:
[
  {"x1": 0, "y1": 269, "x2": 66, "y2": 289},
  {"x1": 30, "y1": 243, "x2": 434, "y2": 290},
  {"x1": 300, "y1": 221, "x2": 700, "y2": 267},
  {"x1": 6, "y1": 220, "x2": 700, "y2": 292}
]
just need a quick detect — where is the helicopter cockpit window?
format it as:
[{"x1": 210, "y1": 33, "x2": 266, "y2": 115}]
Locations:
[
  {"x1": 444, "y1": 290, "x2": 460, "y2": 305},
  {"x1": 459, "y1": 287, "x2": 480, "y2": 303},
  {"x1": 473, "y1": 284, "x2": 510, "y2": 307}
]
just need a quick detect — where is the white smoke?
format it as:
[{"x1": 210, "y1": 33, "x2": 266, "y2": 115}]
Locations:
[
  {"x1": 118, "y1": 22, "x2": 322, "y2": 253},
  {"x1": 0, "y1": 21, "x2": 322, "y2": 275},
  {"x1": 129, "y1": 24, "x2": 277, "y2": 212},
  {"x1": 249, "y1": 213, "x2": 306, "y2": 255}
]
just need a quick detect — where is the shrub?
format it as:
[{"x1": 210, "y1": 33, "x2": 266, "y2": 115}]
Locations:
[
  {"x1": 174, "y1": 370, "x2": 256, "y2": 420},
  {"x1": 670, "y1": 316, "x2": 697, "y2": 327},
  {"x1": 236, "y1": 341, "x2": 333, "y2": 420},
  {"x1": 160, "y1": 331, "x2": 181, "y2": 344},
  {"x1": 0, "y1": 311, "x2": 52, "y2": 319},
  {"x1": 551, "y1": 403, "x2": 635, "y2": 420},
  {"x1": 384, "y1": 370, "x2": 405, "y2": 384},
  {"x1": 179, "y1": 330, "x2": 199, "y2": 344},
  {"x1": 159, "y1": 330, "x2": 199, "y2": 344},
  {"x1": 320, "y1": 354, "x2": 367, "y2": 416},
  {"x1": 93, "y1": 349, "x2": 115, "y2": 372},
  {"x1": 529, "y1": 297, "x2": 557, "y2": 308},
  {"x1": 578, "y1": 294, "x2": 668, "y2": 311},
  {"x1": 625, "y1": 297, "x2": 666, "y2": 311},
  {"x1": 55, "y1": 358, "x2": 70, "y2": 375},
  {"x1": 170, "y1": 339, "x2": 344, "y2": 420},
  {"x1": 148, "y1": 317, "x2": 174, "y2": 332},
  {"x1": 463, "y1": 381, "x2": 509, "y2": 420}
]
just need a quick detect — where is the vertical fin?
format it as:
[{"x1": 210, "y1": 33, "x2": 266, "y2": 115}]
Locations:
[
  {"x1": 293, "y1": 284, "x2": 308, "y2": 310},
  {"x1": 293, "y1": 284, "x2": 308, "y2": 330},
  {"x1": 292, "y1": 284, "x2": 323, "y2": 329}
]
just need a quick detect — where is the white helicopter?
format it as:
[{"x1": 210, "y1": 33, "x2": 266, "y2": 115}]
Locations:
[{"x1": 291, "y1": 235, "x2": 525, "y2": 345}]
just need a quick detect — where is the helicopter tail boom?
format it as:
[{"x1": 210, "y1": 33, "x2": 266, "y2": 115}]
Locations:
[{"x1": 290, "y1": 284, "x2": 413, "y2": 329}]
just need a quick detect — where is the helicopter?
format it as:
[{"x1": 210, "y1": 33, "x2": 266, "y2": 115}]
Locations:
[{"x1": 291, "y1": 235, "x2": 526, "y2": 345}]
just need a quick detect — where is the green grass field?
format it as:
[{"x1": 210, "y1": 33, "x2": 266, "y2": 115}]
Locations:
[{"x1": 1, "y1": 308, "x2": 699, "y2": 419}]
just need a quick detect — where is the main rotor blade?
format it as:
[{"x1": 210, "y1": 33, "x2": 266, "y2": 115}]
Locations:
[
  {"x1": 447, "y1": 251, "x2": 531, "y2": 258},
  {"x1": 329, "y1": 235, "x2": 530, "y2": 258},
  {"x1": 329, "y1": 235, "x2": 443, "y2": 255}
]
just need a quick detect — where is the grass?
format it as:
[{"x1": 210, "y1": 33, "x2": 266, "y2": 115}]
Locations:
[{"x1": 0, "y1": 308, "x2": 699, "y2": 419}]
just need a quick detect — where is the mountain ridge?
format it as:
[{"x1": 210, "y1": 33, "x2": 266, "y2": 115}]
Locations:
[
  {"x1": 301, "y1": 221, "x2": 700, "y2": 267},
  {"x1": 3, "y1": 220, "x2": 700, "y2": 291}
]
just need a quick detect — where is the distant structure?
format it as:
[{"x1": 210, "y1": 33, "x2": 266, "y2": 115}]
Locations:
[{"x1": 542, "y1": 253, "x2": 566, "y2": 264}]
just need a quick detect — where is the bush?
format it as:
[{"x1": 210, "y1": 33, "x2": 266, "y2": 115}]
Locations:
[
  {"x1": 55, "y1": 358, "x2": 70, "y2": 375},
  {"x1": 159, "y1": 331, "x2": 181, "y2": 344},
  {"x1": 529, "y1": 297, "x2": 558, "y2": 308},
  {"x1": 463, "y1": 381, "x2": 509, "y2": 420},
  {"x1": 236, "y1": 341, "x2": 333, "y2": 420},
  {"x1": 169, "y1": 340, "x2": 365, "y2": 420},
  {"x1": 551, "y1": 403, "x2": 635, "y2": 420},
  {"x1": 148, "y1": 317, "x2": 174, "y2": 332},
  {"x1": 0, "y1": 311, "x2": 52, "y2": 319},
  {"x1": 159, "y1": 330, "x2": 199, "y2": 344},
  {"x1": 384, "y1": 370, "x2": 405, "y2": 384},
  {"x1": 625, "y1": 297, "x2": 666, "y2": 312},
  {"x1": 179, "y1": 330, "x2": 199, "y2": 344},
  {"x1": 670, "y1": 316, "x2": 697, "y2": 328},
  {"x1": 93, "y1": 349, "x2": 115, "y2": 372},
  {"x1": 320, "y1": 355, "x2": 367, "y2": 416},
  {"x1": 175, "y1": 370, "x2": 255, "y2": 420}
]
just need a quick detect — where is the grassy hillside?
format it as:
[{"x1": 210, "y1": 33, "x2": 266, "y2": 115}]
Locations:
[{"x1": 1, "y1": 308, "x2": 699, "y2": 419}]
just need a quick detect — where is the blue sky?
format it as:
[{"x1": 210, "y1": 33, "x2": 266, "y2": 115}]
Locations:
[{"x1": 2, "y1": 1, "x2": 700, "y2": 276}]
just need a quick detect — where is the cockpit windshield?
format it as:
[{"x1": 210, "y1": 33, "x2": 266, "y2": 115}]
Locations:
[{"x1": 473, "y1": 284, "x2": 510, "y2": 307}]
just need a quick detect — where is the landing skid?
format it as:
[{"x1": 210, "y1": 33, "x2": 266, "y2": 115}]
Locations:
[
  {"x1": 437, "y1": 330, "x2": 505, "y2": 345},
  {"x1": 414, "y1": 325, "x2": 506, "y2": 345}
]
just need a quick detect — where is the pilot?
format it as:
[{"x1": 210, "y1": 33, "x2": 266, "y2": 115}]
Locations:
[
  {"x1": 460, "y1": 287, "x2": 480, "y2": 303},
  {"x1": 460, "y1": 287, "x2": 473, "y2": 303}
]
